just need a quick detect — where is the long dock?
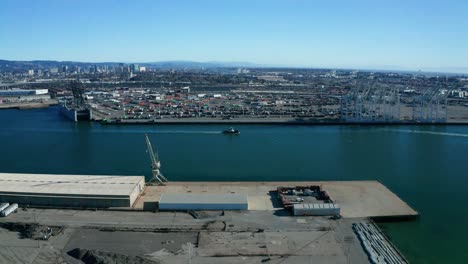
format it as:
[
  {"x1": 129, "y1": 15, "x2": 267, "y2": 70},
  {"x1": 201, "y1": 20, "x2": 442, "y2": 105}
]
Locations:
[
  {"x1": 136, "y1": 181, "x2": 418, "y2": 219},
  {"x1": 0, "y1": 173, "x2": 417, "y2": 219},
  {"x1": 99, "y1": 117, "x2": 468, "y2": 125},
  {"x1": 0, "y1": 100, "x2": 58, "y2": 110}
]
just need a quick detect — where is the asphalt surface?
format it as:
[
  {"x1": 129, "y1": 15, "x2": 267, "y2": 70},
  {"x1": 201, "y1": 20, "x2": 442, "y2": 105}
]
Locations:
[{"x1": 0, "y1": 209, "x2": 372, "y2": 264}]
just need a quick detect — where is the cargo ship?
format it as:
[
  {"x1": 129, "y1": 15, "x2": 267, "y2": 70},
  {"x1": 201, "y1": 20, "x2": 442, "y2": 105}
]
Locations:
[
  {"x1": 59, "y1": 79, "x2": 92, "y2": 122},
  {"x1": 60, "y1": 104, "x2": 92, "y2": 122}
]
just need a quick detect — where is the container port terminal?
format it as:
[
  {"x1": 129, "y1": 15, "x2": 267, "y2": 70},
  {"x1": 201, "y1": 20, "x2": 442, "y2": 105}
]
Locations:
[
  {"x1": 0, "y1": 65, "x2": 436, "y2": 263},
  {"x1": 1, "y1": 63, "x2": 468, "y2": 124}
]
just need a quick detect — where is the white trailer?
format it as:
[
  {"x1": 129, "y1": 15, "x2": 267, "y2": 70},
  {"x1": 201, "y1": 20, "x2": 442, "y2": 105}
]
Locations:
[
  {"x1": 0, "y1": 202, "x2": 9, "y2": 212},
  {"x1": 0, "y1": 203, "x2": 18, "y2": 217}
]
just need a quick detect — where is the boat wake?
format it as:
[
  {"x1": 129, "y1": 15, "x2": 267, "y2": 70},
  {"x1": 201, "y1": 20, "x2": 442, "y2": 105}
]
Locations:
[{"x1": 384, "y1": 129, "x2": 468, "y2": 138}]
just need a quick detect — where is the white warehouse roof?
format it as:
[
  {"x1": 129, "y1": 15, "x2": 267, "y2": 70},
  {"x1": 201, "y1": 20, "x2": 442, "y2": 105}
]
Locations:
[{"x1": 0, "y1": 173, "x2": 145, "y2": 208}]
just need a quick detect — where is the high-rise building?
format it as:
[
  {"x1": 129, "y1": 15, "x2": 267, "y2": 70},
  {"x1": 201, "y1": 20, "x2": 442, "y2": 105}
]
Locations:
[
  {"x1": 131, "y1": 64, "x2": 140, "y2": 73},
  {"x1": 118, "y1": 63, "x2": 125, "y2": 73},
  {"x1": 28, "y1": 70, "x2": 34, "y2": 75}
]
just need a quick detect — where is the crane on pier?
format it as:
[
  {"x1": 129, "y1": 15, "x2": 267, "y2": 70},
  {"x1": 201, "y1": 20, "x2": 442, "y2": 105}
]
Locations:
[
  {"x1": 67, "y1": 79, "x2": 87, "y2": 110},
  {"x1": 145, "y1": 134, "x2": 168, "y2": 185}
]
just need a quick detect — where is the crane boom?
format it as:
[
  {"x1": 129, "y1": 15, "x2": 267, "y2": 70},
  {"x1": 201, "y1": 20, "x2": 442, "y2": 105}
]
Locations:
[{"x1": 145, "y1": 134, "x2": 168, "y2": 185}]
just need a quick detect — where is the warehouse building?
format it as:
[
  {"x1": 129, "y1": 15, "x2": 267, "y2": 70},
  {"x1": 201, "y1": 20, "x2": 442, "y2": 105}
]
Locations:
[
  {"x1": 0, "y1": 89, "x2": 50, "y2": 103},
  {"x1": 0, "y1": 173, "x2": 145, "y2": 208},
  {"x1": 159, "y1": 193, "x2": 248, "y2": 211}
]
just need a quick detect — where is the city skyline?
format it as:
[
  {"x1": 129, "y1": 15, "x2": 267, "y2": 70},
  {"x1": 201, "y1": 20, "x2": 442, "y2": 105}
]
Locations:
[{"x1": 1, "y1": 0, "x2": 468, "y2": 73}]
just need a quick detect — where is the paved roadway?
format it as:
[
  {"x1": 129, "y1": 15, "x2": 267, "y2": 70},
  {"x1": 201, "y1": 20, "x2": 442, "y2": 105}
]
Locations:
[{"x1": 0, "y1": 208, "x2": 372, "y2": 264}]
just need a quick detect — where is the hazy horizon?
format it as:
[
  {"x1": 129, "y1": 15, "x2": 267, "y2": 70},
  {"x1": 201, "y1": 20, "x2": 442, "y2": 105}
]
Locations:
[{"x1": 2, "y1": 58, "x2": 468, "y2": 75}]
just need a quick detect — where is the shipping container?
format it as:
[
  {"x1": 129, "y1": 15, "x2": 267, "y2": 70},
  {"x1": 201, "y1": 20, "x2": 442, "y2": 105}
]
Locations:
[
  {"x1": 0, "y1": 202, "x2": 9, "y2": 212},
  {"x1": 1, "y1": 203, "x2": 18, "y2": 217},
  {"x1": 293, "y1": 203, "x2": 340, "y2": 216}
]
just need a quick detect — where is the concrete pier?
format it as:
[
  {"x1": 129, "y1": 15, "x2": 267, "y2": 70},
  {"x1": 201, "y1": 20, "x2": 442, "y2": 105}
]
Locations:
[
  {"x1": 0, "y1": 173, "x2": 417, "y2": 218},
  {"x1": 137, "y1": 181, "x2": 418, "y2": 218}
]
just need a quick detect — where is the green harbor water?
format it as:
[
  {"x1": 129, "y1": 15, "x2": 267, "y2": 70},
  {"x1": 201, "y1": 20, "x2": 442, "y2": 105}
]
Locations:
[{"x1": 0, "y1": 106, "x2": 467, "y2": 263}]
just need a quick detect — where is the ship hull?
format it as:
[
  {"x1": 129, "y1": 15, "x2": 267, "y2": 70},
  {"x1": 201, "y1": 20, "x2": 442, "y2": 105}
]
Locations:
[{"x1": 60, "y1": 105, "x2": 92, "y2": 122}]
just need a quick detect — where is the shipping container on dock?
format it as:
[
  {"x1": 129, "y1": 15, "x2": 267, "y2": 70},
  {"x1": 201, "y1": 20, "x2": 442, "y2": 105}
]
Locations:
[
  {"x1": 159, "y1": 193, "x2": 248, "y2": 211},
  {"x1": 0, "y1": 202, "x2": 9, "y2": 212},
  {"x1": 293, "y1": 203, "x2": 340, "y2": 216},
  {"x1": 1, "y1": 203, "x2": 18, "y2": 217}
]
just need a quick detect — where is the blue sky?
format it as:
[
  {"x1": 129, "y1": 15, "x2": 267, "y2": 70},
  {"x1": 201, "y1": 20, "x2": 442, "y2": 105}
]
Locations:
[{"x1": 0, "y1": 0, "x2": 467, "y2": 72}]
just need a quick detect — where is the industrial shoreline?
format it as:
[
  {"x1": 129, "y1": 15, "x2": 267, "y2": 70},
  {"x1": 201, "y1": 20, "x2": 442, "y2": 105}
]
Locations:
[
  {"x1": 92, "y1": 107, "x2": 468, "y2": 125},
  {"x1": 97, "y1": 117, "x2": 468, "y2": 125},
  {"x1": 0, "y1": 99, "x2": 58, "y2": 110},
  {"x1": 0, "y1": 173, "x2": 417, "y2": 263}
]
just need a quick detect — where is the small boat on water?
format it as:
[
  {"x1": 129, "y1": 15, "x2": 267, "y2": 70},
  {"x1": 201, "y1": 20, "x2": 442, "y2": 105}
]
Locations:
[{"x1": 223, "y1": 127, "x2": 240, "y2": 135}]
